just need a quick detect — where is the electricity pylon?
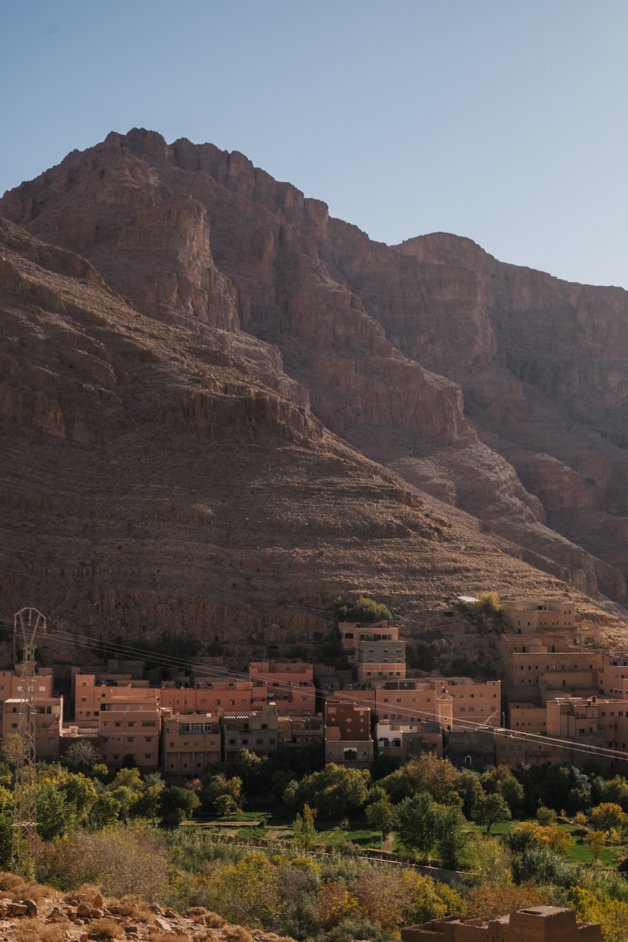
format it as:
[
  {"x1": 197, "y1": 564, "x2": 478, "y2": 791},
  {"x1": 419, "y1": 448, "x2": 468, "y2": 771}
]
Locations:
[{"x1": 11, "y1": 607, "x2": 47, "y2": 875}]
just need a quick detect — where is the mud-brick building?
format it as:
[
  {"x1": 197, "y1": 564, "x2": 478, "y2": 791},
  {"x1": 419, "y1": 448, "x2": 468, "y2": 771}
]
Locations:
[{"x1": 401, "y1": 906, "x2": 601, "y2": 941}]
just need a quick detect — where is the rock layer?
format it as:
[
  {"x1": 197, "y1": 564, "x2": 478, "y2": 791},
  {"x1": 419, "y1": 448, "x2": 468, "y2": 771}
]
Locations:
[{"x1": 1, "y1": 130, "x2": 628, "y2": 654}]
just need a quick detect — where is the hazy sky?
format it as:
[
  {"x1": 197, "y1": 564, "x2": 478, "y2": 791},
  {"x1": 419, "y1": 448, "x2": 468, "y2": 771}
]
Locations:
[{"x1": 2, "y1": 1, "x2": 627, "y2": 287}]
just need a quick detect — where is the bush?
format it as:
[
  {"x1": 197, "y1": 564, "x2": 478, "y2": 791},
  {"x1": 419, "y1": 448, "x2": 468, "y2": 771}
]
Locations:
[
  {"x1": 36, "y1": 826, "x2": 171, "y2": 900},
  {"x1": 475, "y1": 592, "x2": 502, "y2": 615},
  {"x1": 88, "y1": 919, "x2": 124, "y2": 940},
  {"x1": 334, "y1": 597, "x2": 392, "y2": 624}
]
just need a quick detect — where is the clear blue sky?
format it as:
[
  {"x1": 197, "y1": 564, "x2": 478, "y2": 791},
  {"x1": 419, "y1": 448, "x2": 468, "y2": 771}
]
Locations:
[{"x1": 1, "y1": 1, "x2": 627, "y2": 287}]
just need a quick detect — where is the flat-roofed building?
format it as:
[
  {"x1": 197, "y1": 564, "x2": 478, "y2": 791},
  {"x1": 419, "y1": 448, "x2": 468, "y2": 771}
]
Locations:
[
  {"x1": 339, "y1": 622, "x2": 398, "y2": 663},
  {"x1": 401, "y1": 905, "x2": 601, "y2": 941},
  {"x1": 374, "y1": 680, "x2": 453, "y2": 729},
  {"x1": 278, "y1": 713, "x2": 324, "y2": 750},
  {"x1": 506, "y1": 650, "x2": 602, "y2": 703},
  {"x1": 2, "y1": 695, "x2": 63, "y2": 761},
  {"x1": 356, "y1": 638, "x2": 406, "y2": 684},
  {"x1": 74, "y1": 673, "x2": 154, "y2": 726},
  {"x1": 0, "y1": 670, "x2": 53, "y2": 704},
  {"x1": 509, "y1": 703, "x2": 547, "y2": 735},
  {"x1": 97, "y1": 699, "x2": 162, "y2": 769},
  {"x1": 222, "y1": 707, "x2": 279, "y2": 761},
  {"x1": 495, "y1": 728, "x2": 573, "y2": 767},
  {"x1": 325, "y1": 701, "x2": 373, "y2": 768},
  {"x1": 444, "y1": 729, "x2": 495, "y2": 770},
  {"x1": 599, "y1": 655, "x2": 628, "y2": 697},
  {"x1": 377, "y1": 719, "x2": 443, "y2": 759},
  {"x1": 161, "y1": 679, "x2": 253, "y2": 716},
  {"x1": 435, "y1": 678, "x2": 501, "y2": 729},
  {"x1": 502, "y1": 600, "x2": 577, "y2": 631},
  {"x1": 249, "y1": 661, "x2": 316, "y2": 713},
  {"x1": 162, "y1": 713, "x2": 221, "y2": 778}
]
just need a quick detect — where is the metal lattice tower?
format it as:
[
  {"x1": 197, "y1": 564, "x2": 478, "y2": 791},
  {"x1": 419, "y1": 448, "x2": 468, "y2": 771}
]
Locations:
[{"x1": 11, "y1": 607, "x2": 47, "y2": 874}]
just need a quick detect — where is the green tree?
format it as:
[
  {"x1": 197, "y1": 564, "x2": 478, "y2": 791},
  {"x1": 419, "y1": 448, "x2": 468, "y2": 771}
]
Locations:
[
  {"x1": 589, "y1": 802, "x2": 627, "y2": 837},
  {"x1": 36, "y1": 779, "x2": 76, "y2": 841},
  {"x1": 59, "y1": 771, "x2": 98, "y2": 824},
  {"x1": 585, "y1": 829, "x2": 605, "y2": 864},
  {"x1": 454, "y1": 770, "x2": 485, "y2": 820},
  {"x1": 434, "y1": 803, "x2": 467, "y2": 870},
  {"x1": 395, "y1": 792, "x2": 437, "y2": 857},
  {"x1": 603, "y1": 775, "x2": 628, "y2": 812},
  {"x1": 293, "y1": 803, "x2": 317, "y2": 850},
  {"x1": 382, "y1": 754, "x2": 460, "y2": 805},
  {"x1": 475, "y1": 792, "x2": 511, "y2": 835},
  {"x1": 335, "y1": 596, "x2": 393, "y2": 624},
  {"x1": 0, "y1": 787, "x2": 13, "y2": 870},
  {"x1": 536, "y1": 805, "x2": 557, "y2": 826},
  {"x1": 481, "y1": 766, "x2": 524, "y2": 815},
  {"x1": 201, "y1": 773, "x2": 242, "y2": 816},
  {"x1": 88, "y1": 791, "x2": 121, "y2": 829},
  {"x1": 291, "y1": 764, "x2": 370, "y2": 818},
  {"x1": 365, "y1": 797, "x2": 396, "y2": 838},
  {"x1": 159, "y1": 785, "x2": 200, "y2": 828}
]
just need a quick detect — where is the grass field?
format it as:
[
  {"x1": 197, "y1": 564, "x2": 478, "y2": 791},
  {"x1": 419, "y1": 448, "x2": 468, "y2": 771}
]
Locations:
[{"x1": 183, "y1": 809, "x2": 627, "y2": 871}]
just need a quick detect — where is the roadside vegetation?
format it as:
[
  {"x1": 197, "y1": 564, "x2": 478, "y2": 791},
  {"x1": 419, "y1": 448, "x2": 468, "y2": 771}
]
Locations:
[{"x1": 1, "y1": 746, "x2": 628, "y2": 940}]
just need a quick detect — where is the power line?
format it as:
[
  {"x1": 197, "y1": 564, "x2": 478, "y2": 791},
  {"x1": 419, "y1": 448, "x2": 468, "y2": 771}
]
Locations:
[{"x1": 0, "y1": 620, "x2": 627, "y2": 764}]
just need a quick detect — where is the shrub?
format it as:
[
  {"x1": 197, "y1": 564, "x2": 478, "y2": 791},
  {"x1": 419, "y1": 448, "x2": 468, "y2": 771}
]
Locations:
[
  {"x1": 475, "y1": 591, "x2": 502, "y2": 615},
  {"x1": 88, "y1": 919, "x2": 124, "y2": 940},
  {"x1": 36, "y1": 826, "x2": 170, "y2": 900},
  {"x1": 12, "y1": 920, "x2": 65, "y2": 942},
  {"x1": 334, "y1": 597, "x2": 392, "y2": 624},
  {"x1": 464, "y1": 883, "x2": 548, "y2": 919}
]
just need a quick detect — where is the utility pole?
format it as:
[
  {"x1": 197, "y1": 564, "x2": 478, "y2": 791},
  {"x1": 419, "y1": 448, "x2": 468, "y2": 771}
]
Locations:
[{"x1": 11, "y1": 607, "x2": 46, "y2": 875}]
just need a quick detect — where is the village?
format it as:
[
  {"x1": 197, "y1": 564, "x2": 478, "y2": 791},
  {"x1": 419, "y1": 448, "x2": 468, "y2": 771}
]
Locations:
[{"x1": 4, "y1": 598, "x2": 628, "y2": 779}]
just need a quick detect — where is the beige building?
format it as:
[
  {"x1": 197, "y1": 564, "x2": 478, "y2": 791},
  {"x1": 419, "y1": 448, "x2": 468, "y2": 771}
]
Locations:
[
  {"x1": 374, "y1": 680, "x2": 454, "y2": 729},
  {"x1": 278, "y1": 713, "x2": 324, "y2": 750},
  {"x1": 97, "y1": 699, "x2": 162, "y2": 769},
  {"x1": 222, "y1": 707, "x2": 279, "y2": 761},
  {"x1": 162, "y1": 713, "x2": 221, "y2": 777},
  {"x1": 249, "y1": 661, "x2": 316, "y2": 713},
  {"x1": 356, "y1": 638, "x2": 406, "y2": 684},
  {"x1": 339, "y1": 621, "x2": 397, "y2": 662},
  {"x1": 376, "y1": 719, "x2": 442, "y2": 759},
  {"x1": 502, "y1": 600, "x2": 577, "y2": 631},
  {"x1": 505, "y1": 649, "x2": 602, "y2": 703},
  {"x1": 401, "y1": 906, "x2": 600, "y2": 941},
  {"x1": 599, "y1": 655, "x2": 628, "y2": 697},
  {"x1": 2, "y1": 696, "x2": 63, "y2": 762}
]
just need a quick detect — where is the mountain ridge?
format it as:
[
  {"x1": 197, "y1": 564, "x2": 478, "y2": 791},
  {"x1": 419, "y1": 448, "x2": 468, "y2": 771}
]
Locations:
[{"x1": 1, "y1": 129, "x2": 627, "y2": 656}]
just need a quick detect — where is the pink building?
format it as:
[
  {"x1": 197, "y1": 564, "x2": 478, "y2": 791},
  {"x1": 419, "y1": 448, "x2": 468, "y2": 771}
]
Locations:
[
  {"x1": 97, "y1": 699, "x2": 162, "y2": 769},
  {"x1": 0, "y1": 670, "x2": 53, "y2": 704},
  {"x1": 436, "y1": 678, "x2": 501, "y2": 729},
  {"x1": 249, "y1": 661, "x2": 316, "y2": 713},
  {"x1": 161, "y1": 679, "x2": 254, "y2": 715},
  {"x1": 374, "y1": 680, "x2": 453, "y2": 729},
  {"x1": 162, "y1": 713, "x2": 221, "y2": 777},
  {"x1": 2, "y1": 696, "x2": 63, "y2": 761}
]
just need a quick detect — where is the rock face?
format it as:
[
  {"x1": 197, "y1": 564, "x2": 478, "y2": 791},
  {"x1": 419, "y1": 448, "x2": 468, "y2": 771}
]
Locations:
[{"x1": 1, "y1": 128, "x2": 628, "y2": 654}]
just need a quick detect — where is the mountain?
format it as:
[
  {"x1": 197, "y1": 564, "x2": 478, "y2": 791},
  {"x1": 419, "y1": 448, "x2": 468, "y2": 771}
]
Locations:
[{"x1": 0, "y1": 129, "x2": 627, "y2": 657}]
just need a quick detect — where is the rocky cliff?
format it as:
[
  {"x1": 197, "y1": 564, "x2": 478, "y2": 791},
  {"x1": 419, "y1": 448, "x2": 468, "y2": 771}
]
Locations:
[{"x1": 1, "y1": 129, "x2": 627, "y2": 655}]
